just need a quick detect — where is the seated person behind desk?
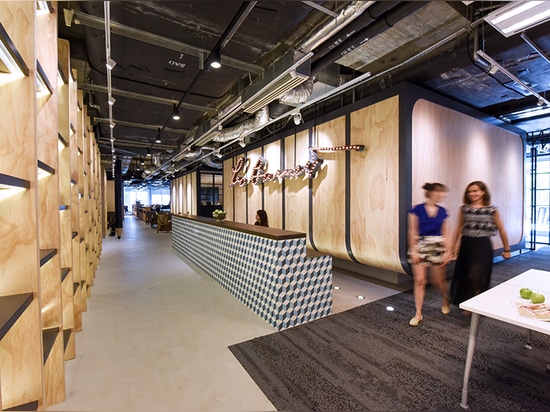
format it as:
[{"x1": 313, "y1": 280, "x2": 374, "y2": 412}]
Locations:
[{"x1": 254, "y1": 209, "x2": 269, "y2": 227}]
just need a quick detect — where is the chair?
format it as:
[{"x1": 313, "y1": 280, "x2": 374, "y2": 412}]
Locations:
[{"x1": 156, "y1": 213, "x2": 172, "y2": 233}]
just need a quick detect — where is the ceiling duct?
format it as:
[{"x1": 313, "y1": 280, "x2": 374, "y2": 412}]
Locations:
[
  {"x1": 211, "y1": 106, "x2": 270, "y2": 143},
  {"x1": 278, "y1": 78, "x2": 315, "y2": 106},
  {"x1": 241, "y1": 52, "x2": 312, "y2": 114}
]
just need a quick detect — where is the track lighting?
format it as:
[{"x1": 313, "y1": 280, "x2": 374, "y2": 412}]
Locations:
[
  {"x1": 110, "y1": 122, "x2": 116, "y2": 129},
  {"x1": 238, "y1": 139, "x2": 246, "y2": 148},
  {"x1": 538, "y1": 98, "x2": 544, "y2": 106},
  {"x1": 106, "y1": 58, "x2": 116, "y2": 70},
  {"x1": 146, "y1": 147, "x2": 152, "y2": 157},
  {"x1": 209, "y1": 48, "x2": 221, "y2": 69},
  {"x1": 171, "y1": 104, "x2": 180, "y2": 120},
  {"x1": 488, "y1": 65, "x2": 499, "y2": 75},
  {"x1": 293, "y1": 112, "x2": 302, "y2": 125},
  {"x1": 155, "y1": 128, "x2": 162, "y2": 144},
  {"x1": 108, "y1": 95, "x2": 116, "y2": 105}
]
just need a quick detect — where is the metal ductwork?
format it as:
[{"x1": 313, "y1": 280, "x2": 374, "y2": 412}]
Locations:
[
  {"x1": 278, "y1": 78, "x2": 315, "y2": 106},
  {"x1": 241, "y1": 52, "x2": 312, "y2": 114},
  {"x1": 311, "y1": 1, "x2": 428, "y2": 75},
  {"x1": 210, "y1": 106, "x2": 270, "y2": 143},
  {"x1": 202, "y1": 155, "x2": 223, "y2": 169}
]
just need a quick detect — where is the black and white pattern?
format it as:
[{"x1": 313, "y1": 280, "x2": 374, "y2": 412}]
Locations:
[{"x1": 172, "y1": 216, "x2": 332, "y2": 330}]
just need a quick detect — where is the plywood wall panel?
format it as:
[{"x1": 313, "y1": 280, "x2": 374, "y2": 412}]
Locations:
[
  {"x1": 312, "y1": 117, "x2": 347, "y2": 257},
  {"x1": 0, "y1": 300, "x2": 42, "y2": 410},
  {"x1": 0, "y1": 3, "x2": 35, "y2": 182},
  {"x1": 349, "y1": 96, "x2": 402, "y2": 272},
  {"x1": 411, "y1": 99, "x2": 524, "y2": 249},
  {"x1": 0, "y1": 189, "x2": 38, "y2": 296},
  {"x1": 263, "y1": 141, "x2": 282, "y2": 228},
  {"x1": 284, "y1": 131, "x2": 309, "y2": 235},
  {"x1": 247, "y1": 148, "x2": 264, "y2": 225},
  {"x1": 223, "y1": 159, "x2": 234, "y2": 220}
]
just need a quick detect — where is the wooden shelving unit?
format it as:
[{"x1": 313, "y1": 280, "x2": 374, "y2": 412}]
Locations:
[{"x1": 1, "y1": 3, "x2": 104, "y2": 410}]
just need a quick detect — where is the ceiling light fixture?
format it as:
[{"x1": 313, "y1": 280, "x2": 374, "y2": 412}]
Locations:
[
  {"x1": 146, "y1": 147, "x2": 152, "y2": 157},
  {"x1": 488, "y1": 65, "x2": 499, "y2": 75},
  {"x1": 484, "y1": 1, "x2": 550, "y2": 38},
  {"x1": 110, "y1": 121, "x2": 116, "y2": 129},
  {"x1": 293, "y1": 112, "x2": 302, "y2": 125},
  {"x1": 155, "y1": 128, "x2": 162, "y2": 144},
  {"x1": 476, "y1": 49, "x2": 550, "y2": 106},
  {"x1": 171, "y1": 104, "x2": 180, "y2": 120},
  {"x1": 0, "y1": 23, "x2": 29, "y2": 78},
  {"x1": 106, "y1": 58, "x2": 116, "y2": 70},
  {"x1": 108, "y1": 95, "x2": 116, "y2": 105},
  {"x1": 238, "y1": 139, "x2": 246, "y2": 148},
  {"x1": 209, "y1": 48, "x2": 221, "y2": 69}
]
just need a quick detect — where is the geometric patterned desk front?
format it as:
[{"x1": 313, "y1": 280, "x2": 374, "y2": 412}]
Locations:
[{"x1": 172, "y1": 215, "x2": 332, "y2": 330}]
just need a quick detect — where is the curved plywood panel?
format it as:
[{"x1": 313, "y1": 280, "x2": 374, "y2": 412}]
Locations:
[
  {"x1": 411, "y1": 99, "x2": 524, "y2": 251},
  {"x1": 311, "y1": 116, "x2": 347, "y2": 258},
  {"x1": 284, "y1": 131, "x2": 309, "y2": 236},
  {"x1": 349, "y1": 96, "x2": 402, "y2": 272},
  {"x1": 263, "y1": 141, "x2": 282, "y2": 228}
]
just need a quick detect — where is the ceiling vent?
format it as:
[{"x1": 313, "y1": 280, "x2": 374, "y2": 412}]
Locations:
[{"x1": 241, "y1": 52, "x2": 312, "y2": 114}]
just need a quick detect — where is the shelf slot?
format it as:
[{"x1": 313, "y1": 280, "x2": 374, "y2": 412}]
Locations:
[
  {"x1": 58, "y1": 132, "x2": 68, "y2": 147},
  {"x1": 61, "y1": 267, "x2": 71, "y2": 282},
  {"x1": 39, "y1": 248, "x2": 57, "y2": 267},
  {"x1": 63, "y1": 328, "x2": 72, "y2": 352},
  {"x1": 72, "y1": 231, "x2": 78, "y2": 239},
  {"x1": 37, "y1": 159, "x2": 55, "y2": 177},
  {"x1": 36, "y1": 60, "x2": 53, "y2": 96},
  {"x1": 0, "y1": 172, "x2": 30, "y2": 190},
  {"x1": 4, "y1": 400, "x2": 39, "y2": 411},
  {"x1": 42, "y1": 327, "x2": 59, "y2": 364},
  {"x1": 59, "y1": 204, "x2": 69, "y2": 211},
  {"x1": 0, "y1": 293, "x2": 34, "y2": 340},
  {"x1": 73, "y1": 282, "x2": 79, "y2": 295}
]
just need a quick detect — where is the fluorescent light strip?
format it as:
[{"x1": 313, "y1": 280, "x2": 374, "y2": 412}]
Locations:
[{"x1": 484, "y1": 1, "x2": 550, "y2": 37}]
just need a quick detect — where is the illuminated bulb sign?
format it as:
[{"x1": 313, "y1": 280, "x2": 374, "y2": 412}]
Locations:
[{"x1": 230, "y1": 145, "x2": 364, "y2": 187}]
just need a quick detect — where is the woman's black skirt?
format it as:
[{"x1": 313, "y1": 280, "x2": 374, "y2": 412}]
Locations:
[{"x1": 450, "y1": 236, "x2": 493, "y2": 305}]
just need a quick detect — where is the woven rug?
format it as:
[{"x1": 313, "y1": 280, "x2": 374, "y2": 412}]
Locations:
[{"x1": 229, "y1": 248, "x2": 550, "y2": 411}]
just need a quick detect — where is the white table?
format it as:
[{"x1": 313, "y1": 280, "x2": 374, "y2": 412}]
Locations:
[{"x1": 459, "y1": 269, "x2": 550, "y2": 409}]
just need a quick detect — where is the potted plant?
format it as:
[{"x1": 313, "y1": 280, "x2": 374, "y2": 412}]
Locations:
[{"x1": 212, "y1": 209, "x2": 227, "y2": 222}]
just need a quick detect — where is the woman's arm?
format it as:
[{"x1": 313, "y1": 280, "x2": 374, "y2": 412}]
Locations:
[
  {"x1": 408, "y1": 212, "x2": 420, "y2": 264},
  {"x1": 440, "y1": 216, "x2": 452, "y2": 265},
  {"x1": 494, "y1": 209, "x2": 511, "y2": 259}
]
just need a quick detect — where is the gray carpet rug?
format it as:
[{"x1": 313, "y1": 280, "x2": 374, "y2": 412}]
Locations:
[{"x1": 229, "y1": 248, "x2": 550, "y2": 411}]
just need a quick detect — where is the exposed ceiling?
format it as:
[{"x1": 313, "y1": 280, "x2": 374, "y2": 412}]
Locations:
[{"x1": 57, "y1": 1, "x2": 550, "y2": 186}]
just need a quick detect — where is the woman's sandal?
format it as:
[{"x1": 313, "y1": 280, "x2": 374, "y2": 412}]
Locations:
[{"x1": 409, "y1": 315, "x2": 423, "y2": 326}]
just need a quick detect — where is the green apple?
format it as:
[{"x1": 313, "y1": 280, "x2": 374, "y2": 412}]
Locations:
[
  {"x1": 520, "y1": 288, "x2": 533, "y2": 299},
  {"x1": 530, "y1": 293, "x2": 546, "y2": 304}
]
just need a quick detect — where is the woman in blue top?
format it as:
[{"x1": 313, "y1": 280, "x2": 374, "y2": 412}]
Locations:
[{"x1": 407, "y1": 182, "x2": 452, "y2": 326}]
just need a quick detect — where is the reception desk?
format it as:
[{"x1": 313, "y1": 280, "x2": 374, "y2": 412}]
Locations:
[{"x1": 172, "y1": 214, "x2": 332, "y2": 330}]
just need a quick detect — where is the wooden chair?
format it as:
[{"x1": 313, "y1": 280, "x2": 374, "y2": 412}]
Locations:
[{"x1": 156, "y1": 213, "x2": 172, "y2": 233}]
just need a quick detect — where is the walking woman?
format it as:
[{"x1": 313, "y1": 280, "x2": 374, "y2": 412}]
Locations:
[
  {"x1": 450, "y1": 181, "x2": 511, "y2": 308},
  {"x1": 407, "y1": 183, "x2": 452, "y2": 326}
]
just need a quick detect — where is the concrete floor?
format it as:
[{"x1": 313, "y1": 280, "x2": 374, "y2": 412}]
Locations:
[{"x1": 51, "y1": 215, "x2": 400, "y2": 411}]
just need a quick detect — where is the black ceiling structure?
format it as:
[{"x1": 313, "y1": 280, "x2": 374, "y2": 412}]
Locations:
[{"x1": 57, "y1": 1, "x2": 550, "y2": 187}]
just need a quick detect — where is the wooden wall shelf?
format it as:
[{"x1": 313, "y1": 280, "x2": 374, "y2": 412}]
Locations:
[
  {"x1": 0, "y1": 293, "x2": 34, "y2": 340},
  {"x1": 39, "y1": 248, "x2": 57, "y2": 267}
]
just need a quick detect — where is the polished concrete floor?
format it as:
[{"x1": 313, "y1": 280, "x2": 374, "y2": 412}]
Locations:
[{"x1": 51, "y1": 215, "x2": 401, "y2": 411}]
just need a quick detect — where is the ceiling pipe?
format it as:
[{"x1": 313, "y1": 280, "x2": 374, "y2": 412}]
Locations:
[
  {"x1": 308, "y1": 1, "x2": 400, "y2": 63},
  {"x1": 520, "y1": 32, "x2": 550, "y2": 66}
]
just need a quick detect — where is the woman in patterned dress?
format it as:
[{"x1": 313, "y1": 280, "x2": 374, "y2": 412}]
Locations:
[
  {"x1": 450, "y1": 181, "x2": 511, "y2": 309},
  {"x1": 407, "y1": 183, "x2": 453, "y2": 326}
]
